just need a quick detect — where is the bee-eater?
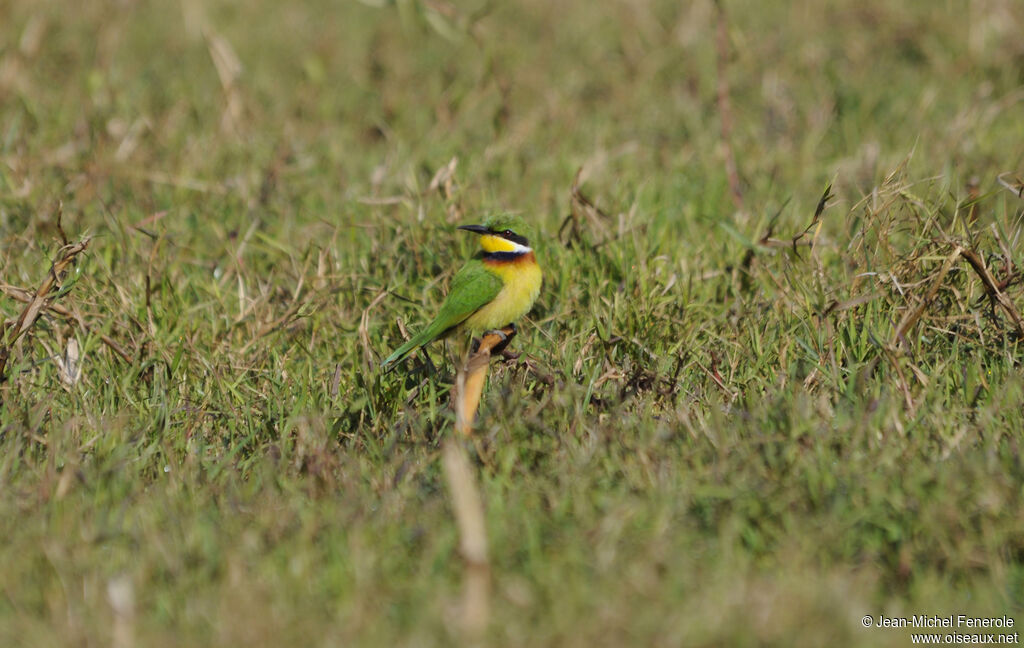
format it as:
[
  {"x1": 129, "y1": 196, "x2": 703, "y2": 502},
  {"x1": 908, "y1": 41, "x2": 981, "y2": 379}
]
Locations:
[{"x1": 381, "y1": 215, "x2": 542, "y2": 369}]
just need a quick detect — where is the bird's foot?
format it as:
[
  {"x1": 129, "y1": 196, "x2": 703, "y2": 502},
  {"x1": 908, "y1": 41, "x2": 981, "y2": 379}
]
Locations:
[
  {"x1": 483, "y1": 329, "x2": 508, "y2": 342},
  {"x1": 485, "y1": 323, "x2": 517, "y2": 356},
  {"x1": 470, "y1": 324, "x2": 517, "y2": 356},
  {"x1": 486, "y1": 322, "x2": 516, "y2": 338}
]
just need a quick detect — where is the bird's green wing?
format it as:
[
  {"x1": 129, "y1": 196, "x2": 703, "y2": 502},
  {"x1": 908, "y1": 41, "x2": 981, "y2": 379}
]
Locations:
[{"x1": 381, "y1": 259, "x2": 502, "y2": 369}]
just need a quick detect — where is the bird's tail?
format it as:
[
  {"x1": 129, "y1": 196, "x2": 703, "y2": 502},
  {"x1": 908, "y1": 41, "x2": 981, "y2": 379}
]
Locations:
[
  {"x1": 380, "y1": 336, "x2": 422, "y2": 370},
  {"x1": 380, "y1": 321, "x2": 447, "y2": 371}
]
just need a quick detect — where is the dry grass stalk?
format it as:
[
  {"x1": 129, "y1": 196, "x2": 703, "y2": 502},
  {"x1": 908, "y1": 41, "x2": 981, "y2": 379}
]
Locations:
[
  {"x1": 203, "y1": 27, "x2": 245, "y2": 134},
  {"x1": 0, "y1": 238, "x2": 91, "y2": 383},
  {"x1": 713, "y1": 0, "x2": 743, "y2": 213},
  {"x1": 107, "y1": 575, "x2": 136, "y2": 648},
  {"x1": 55, "y1": 337, "x2": 82, "y2": 389},
  {"x1": 0, "y1": 283, "x2": 132, "y2": 363},
  {"x1": 359, "y1": 290, "x2": 390, "y2": 372},
  {"x1": 996, "y1": 172, "x2": 1023, "y2": 199},
  {"x1": 559, "y1": 168, "x2": 614, "y2": 247},
  {"x1": 892, "y1": 245, "x2": 963, "y2": 348},
  {"x1": 959, "y1": 247, "x2": 1024, "y2": 338},
  {"x1": 891, "y1": 243, "x2": 1024, "y2": 348}
]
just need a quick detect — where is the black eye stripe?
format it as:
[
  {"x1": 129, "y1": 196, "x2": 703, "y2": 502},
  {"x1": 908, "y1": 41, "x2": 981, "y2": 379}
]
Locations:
[{"x1": 492, "y1": 230, "x2": 529, "y2": 246}]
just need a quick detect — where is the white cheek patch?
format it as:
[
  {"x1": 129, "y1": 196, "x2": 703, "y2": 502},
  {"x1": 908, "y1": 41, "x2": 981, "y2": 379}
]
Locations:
[{"x1": 506, "y1": 240, "x2": 532, "y2": 254}]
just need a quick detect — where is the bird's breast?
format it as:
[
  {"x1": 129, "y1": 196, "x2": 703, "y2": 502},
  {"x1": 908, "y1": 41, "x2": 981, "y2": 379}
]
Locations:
[{"x1": 463, "y1": 253, "x2": 542, "y2": 331}]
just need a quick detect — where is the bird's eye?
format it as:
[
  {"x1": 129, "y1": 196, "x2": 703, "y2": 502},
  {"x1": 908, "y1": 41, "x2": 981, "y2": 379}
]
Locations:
[{"x1": 503, "y1": 229, "x2": 514, "y2": 236}]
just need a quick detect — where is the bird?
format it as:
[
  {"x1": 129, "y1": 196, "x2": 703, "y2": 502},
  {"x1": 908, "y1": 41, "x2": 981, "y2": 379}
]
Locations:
[{"x1": 381, "y1": 214, "x2": 542, "y2": 370}]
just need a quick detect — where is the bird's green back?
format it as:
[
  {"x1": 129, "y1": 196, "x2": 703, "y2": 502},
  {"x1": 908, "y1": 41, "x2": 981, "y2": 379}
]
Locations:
[
  {"x1": 434, "y1": 258, "x2": 504, "y2": 331},
  {"x1": 381, "y1": 258, "x2": 503, "y2": 368}
]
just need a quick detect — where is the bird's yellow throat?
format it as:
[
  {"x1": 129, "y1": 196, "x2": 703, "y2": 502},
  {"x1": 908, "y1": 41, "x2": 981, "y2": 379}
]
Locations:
[
  {"x1": 463, "y1": 251, "x2": 542, "y2": 332},
  {"x1": 479, "y1": 234, "x2": 523, "y2": 254}
]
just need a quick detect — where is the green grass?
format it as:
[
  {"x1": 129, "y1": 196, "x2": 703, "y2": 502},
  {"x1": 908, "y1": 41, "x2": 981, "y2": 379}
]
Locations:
[{"x1": 2, "y1": 0, "x2": 1024, "y2": 645}]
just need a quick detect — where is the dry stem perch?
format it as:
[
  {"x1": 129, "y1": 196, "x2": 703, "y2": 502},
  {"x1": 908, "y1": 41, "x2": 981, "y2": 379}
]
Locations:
[
  {"x1": 441, "y1": 439, "x2": 490, "y2": 638},
  {"x1": 453, "y1": 325, "x2": 515, "y2": 436},
  {"x1": 440, "y1": 324, "x2": 515, "y2": 638}
]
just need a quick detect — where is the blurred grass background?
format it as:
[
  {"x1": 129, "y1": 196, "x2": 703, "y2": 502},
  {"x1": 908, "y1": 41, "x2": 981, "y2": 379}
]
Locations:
[{"x1": 1, "y1": 0, "x2": 1023, "y2": 645}]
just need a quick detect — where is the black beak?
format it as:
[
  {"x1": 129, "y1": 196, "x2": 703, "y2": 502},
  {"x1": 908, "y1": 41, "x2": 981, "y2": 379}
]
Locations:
[{"x1": 457, "y1": 224, "x2": 490, "y2": 235}]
